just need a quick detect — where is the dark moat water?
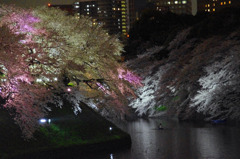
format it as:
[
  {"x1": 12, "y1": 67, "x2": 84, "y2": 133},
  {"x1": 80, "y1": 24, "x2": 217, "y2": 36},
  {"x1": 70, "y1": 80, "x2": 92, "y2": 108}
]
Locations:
[{"x1": 82, "y1": 118, "x2": 240, "y2": 159}]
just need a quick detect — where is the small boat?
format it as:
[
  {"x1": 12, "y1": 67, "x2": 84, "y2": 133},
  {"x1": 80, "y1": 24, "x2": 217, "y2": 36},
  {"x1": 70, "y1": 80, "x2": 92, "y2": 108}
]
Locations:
[
  {"x1": 211, "y1": 119, "x2": 226, "y2": 124},
  {"x1": 158, "y1": 123, "x2": 164, "y2": 130}
]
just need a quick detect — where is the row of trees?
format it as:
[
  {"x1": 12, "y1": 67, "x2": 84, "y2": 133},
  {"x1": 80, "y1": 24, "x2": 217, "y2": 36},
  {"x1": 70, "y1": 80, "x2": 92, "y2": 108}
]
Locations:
[
  {"x1": 128, "y1": 7, "x2": 240, "y2": 121},
  {"x1": 0, "y1": 5, "x2": 142, "y2": 138}
]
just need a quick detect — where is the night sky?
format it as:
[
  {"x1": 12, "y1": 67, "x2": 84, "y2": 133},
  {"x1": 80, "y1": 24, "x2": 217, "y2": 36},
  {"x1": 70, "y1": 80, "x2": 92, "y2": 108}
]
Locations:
[{"x1": 1, "y1": 0, "x2": 147, "y2": 10}]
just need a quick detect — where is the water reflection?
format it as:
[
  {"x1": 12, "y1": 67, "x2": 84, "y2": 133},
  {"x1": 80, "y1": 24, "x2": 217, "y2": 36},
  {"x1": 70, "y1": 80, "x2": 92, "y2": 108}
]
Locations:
[
  {"x1": 109, "y1": 118, "x2": 240, "y2": 159},
  {"x1": 110, "y1": 153, "x2": 113, "y2": 159},
  {"x1": 63, "y1": 118, "x2": 240, "y2": 159}
]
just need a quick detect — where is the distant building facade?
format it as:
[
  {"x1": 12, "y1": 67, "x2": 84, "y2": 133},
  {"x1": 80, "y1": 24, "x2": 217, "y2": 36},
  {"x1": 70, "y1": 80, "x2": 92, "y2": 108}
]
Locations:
[
  {"x1": 49, "y1": 0, "x2": 135, "y2": 37},
  {"x1": 149, "y1": 0, "x2": 237, "y2": 15},
  {"x1": 151, "y1": 0, "x2": 195, "y2": 15},
  {"x1": 73, "y1": 0, "x2": 135, "y2": 37},
  {"x1": 198, "y1": 0, "x2": 234, "y2": 13}
]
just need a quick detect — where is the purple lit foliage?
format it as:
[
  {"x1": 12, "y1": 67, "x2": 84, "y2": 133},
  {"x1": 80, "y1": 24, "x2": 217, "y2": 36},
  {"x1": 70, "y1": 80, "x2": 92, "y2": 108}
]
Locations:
[
  {"x1": 118, "y1": 68, "x2": 143, "y2": 87},
  {"x1": 1, "y1": 9, "x2": 43, "y2": 43}
]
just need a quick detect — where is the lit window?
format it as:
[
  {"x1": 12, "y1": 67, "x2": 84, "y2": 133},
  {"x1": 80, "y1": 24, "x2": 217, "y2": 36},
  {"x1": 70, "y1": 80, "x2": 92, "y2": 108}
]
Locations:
[
  {"x1": 174, "y1": 1, "x2": 178, "y2": 4},
  {"x1": 213, "y1": 8, "x2": 215, "y2": 11},
  {"x1": 224, "y1": 1, "x2": 226, "y2": 5},
  {"x1": 205, "y1": 4, "x2": 207, "y2": 7},
  {"x1": 208, "y1": 9, "x2": 210, "y2": 12},
  {"x1": 205, "y1": 9, "x2": 207, "y2": 12},
  {"x1": 229, "y1": 1, "x2": 231, "y2": 4},
  {"x1": 87, "y1": 9, "x2": 89, "y2": 11},
  {"x1": 93, "y1": 4, "x2": 95, "y2": 7},
  {"x1": 182, "y1": 0, "x2": 187, "y2": 4},
  {"x1": 208, "y1": 4, "x2": 210, "y2": 7},
  {"x1": 213, "y1": 3, "x2": 215, "y2": 6},
  {"x1": 221, "y1": 2, "x2": 223, "y2": 5},
  {"x1": 121, "y1": 4, "x2": 126, "y2": 7},
  {"x1": 87, "y1": 5, "x2": 89, "y2": 7},
  {"x1": 113, "y1": 8, "x2": 116, "y2": 10},
  {"x1": 168, "y1": 1, "x2": 171, "y2": 5}
]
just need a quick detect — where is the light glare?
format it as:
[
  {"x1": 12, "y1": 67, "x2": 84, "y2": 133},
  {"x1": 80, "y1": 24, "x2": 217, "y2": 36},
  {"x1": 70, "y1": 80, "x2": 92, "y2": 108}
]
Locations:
[{"x1": 40, "y1": 119, "x2": 47, "y2": 123}]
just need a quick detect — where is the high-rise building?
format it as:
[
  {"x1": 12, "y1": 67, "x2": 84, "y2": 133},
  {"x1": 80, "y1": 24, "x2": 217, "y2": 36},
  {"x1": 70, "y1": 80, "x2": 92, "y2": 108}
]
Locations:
[
  {"x1": 152, "y1": 0, "x2": 195, "y2": 15},
  {"x1": 48, "y1": 0, "x2": 135, "y2": 37},
  {"x1": 198, "y1": 0, "x2": 234, "y2": 13},
  {"x1": 73, "y1": 0, "x2": 135, "y2": 37},
  {"x1": 150, "y1": 0, "x2": 237, "y2": 15}
]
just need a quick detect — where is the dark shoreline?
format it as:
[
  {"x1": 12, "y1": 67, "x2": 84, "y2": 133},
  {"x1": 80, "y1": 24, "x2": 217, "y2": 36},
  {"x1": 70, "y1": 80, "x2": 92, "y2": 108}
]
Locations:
[
  {"x1": 11, "y1": 134, "x2": 131, "y2": 159},
  {"x1": 0, "y1": 103, "x2": 131, "y2": 159}
]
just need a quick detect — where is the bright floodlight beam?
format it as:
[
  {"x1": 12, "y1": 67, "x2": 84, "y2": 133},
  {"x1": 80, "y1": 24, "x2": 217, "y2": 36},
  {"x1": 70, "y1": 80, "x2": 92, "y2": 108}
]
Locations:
[
  {"x1": 39, "y1": 118, "x2": 47, "y2": 123},
  {"x1": 39, "y1": 118, "x2": 51, "y2": 124}
]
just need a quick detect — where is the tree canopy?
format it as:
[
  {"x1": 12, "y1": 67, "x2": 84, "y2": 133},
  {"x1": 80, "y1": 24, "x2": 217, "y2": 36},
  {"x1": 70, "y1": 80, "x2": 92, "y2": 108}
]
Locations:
[{"x1": 0, "y1": 5, "x2": 142, "y2": 138}]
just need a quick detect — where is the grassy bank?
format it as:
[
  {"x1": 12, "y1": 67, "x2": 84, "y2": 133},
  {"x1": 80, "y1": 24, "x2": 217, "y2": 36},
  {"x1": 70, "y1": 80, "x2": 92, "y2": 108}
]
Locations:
[{"x1": 0, "y1": 103, "x2": 131, "y2": 159}]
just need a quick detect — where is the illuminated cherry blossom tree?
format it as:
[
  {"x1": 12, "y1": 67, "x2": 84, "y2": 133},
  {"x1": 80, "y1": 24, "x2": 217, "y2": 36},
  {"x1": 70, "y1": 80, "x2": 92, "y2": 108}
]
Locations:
[{"x1": 0, "y1": 5, "x2": 142, "y2": 138}]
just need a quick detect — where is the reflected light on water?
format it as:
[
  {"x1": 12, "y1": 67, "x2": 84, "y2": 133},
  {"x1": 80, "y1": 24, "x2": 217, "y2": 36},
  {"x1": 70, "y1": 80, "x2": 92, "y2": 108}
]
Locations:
[
  {"x1": 112, "y1": 118, "x2": 240, "y2": 159},
  {"x1": 110, "y1": 153, "x2": 113, "y2": 159},
  {"x1": 69, "y1": 118, "x2": 240, "y2": 159},
  {"x1": 195, "y1": 129, "x2": 221, "y2": 158}
]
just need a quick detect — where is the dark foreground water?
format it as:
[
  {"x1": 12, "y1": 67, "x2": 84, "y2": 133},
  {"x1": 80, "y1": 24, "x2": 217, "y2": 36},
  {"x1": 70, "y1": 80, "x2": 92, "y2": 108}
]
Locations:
[{"x1": 82, "y1": 118, "x2": 240, "y2": 159}]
